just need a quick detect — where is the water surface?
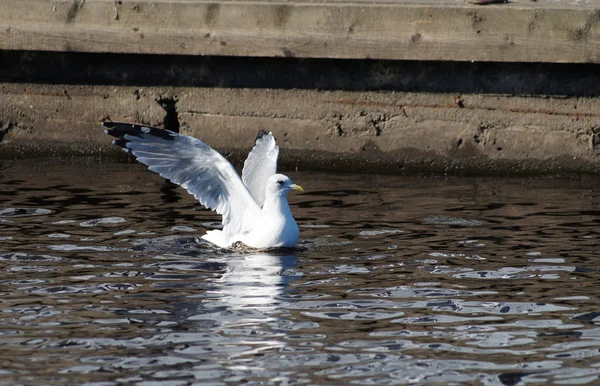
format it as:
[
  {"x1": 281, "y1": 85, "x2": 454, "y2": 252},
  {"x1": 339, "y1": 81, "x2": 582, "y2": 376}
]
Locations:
[{"x1": 1, "y1": 159, "x2": 600, "y2": 385}]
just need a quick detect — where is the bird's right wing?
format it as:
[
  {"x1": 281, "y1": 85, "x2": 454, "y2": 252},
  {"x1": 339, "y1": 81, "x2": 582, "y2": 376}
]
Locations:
[
  {"x1": 104, "y1": 122, "x2": 262, "y2": 239},
  {"x1": 241, "y1": 130, "x2": 279, "y2": 207}
]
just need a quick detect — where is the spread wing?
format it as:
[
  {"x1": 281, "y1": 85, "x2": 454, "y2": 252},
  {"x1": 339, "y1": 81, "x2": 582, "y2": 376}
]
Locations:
[
  {"x1": 241, "y1": 130, "x2": 279, "y2": 207},
  {"x1": 103, "y1": 122, "x2": 261, "y2": 238}
]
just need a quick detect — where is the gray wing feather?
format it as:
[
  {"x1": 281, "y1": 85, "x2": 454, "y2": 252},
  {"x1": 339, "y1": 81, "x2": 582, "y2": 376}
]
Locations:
[
  {"x1": 242, "y1": 130, "x2": 279, "y2": 207},
  {"x1": 104, "y1": 123, "x2": 261, "y2": 238}
]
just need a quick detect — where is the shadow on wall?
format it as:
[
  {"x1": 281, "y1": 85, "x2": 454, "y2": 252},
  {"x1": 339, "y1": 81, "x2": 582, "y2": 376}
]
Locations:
[{"x1": 1, "y1": 50, "x2": 599, "y2": 96}]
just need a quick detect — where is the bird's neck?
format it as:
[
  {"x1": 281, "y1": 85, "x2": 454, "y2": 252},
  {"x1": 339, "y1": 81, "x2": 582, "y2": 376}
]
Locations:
[{"x1": 262, "y1": 193, "x2": 292, "y2": 217}]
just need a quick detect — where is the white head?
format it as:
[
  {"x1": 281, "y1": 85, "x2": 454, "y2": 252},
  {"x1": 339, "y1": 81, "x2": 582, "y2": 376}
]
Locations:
[{"x1": 266, "y1": 174, "x2": 304, "y2": 196}]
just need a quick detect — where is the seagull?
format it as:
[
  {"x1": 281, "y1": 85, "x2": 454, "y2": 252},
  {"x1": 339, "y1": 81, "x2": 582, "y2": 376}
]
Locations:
[{"x1": 103, "y1": 122, "x2": 304, "y2": 249}]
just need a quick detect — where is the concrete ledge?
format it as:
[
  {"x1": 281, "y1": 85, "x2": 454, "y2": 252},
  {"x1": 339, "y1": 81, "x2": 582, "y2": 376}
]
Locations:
[
  {"x1": 1, "y1": 1, "x2": 600, "y2": 174},
  {"x1": 1, "y1": 0, "x2": 599, "y2": 63},
  {"x1": 2, "y1": 82, "x2": 600, "y2": 175}
]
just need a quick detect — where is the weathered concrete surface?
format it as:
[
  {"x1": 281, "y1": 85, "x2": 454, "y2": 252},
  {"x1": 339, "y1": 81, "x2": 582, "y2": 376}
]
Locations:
[
  {"x1": 0, "y1": 0, "x2": 599, "y2": 63},
  {"x1": 2, "y1": 82, "x2": 600, "y2": 175},
  {"x1": 1, "y1": 1, "x2": 600, "y2": 174}
]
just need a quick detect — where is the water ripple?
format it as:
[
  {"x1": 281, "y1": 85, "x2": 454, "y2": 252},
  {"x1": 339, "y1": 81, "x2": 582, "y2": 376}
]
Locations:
[
  {"x1": 0, "y1": 207, "x2": 52, "y2": 217},
  {"x1": 3, "y1": 162, "x2": 600, "y2": 385}
]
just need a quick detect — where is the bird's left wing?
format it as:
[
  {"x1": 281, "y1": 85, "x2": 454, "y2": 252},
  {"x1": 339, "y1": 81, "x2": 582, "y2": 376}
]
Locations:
[
  {"x1": 103, "y1": 122, "x2": 262, "y2": 239},
  {"x1": 241, "y1": 130, "x2": 279, "y2": 207}
]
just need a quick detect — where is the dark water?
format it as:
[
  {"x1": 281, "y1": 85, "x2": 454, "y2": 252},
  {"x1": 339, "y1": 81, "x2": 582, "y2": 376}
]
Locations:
[{"x1": 2, "y1": 159, "x2": 600, "y2": 385}]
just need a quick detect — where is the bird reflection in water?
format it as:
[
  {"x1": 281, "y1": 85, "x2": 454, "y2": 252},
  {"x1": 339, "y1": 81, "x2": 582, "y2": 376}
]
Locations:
[{"x1": 212, "y1": 252, "x2": 299, "y2": 312}]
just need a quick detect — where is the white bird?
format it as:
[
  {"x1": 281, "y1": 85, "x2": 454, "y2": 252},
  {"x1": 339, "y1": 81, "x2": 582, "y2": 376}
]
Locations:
[{"x1": 103, "y1": 122, "x2": 304, "y2": 249}]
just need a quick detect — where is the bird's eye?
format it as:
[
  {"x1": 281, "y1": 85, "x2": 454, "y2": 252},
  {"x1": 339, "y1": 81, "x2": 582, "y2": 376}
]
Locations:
[{"x1": 277, "y1": 180, "x2": 284, "y2": 186}]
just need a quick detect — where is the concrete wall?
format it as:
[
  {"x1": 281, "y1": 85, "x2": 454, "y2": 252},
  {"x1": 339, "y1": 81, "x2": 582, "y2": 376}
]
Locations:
[
  {"x1": 2, "y1": 0, "x2": 599, "y2": 62},
  {"x1": 1, "y1": 0, "x2": 600, "y2": 175}
]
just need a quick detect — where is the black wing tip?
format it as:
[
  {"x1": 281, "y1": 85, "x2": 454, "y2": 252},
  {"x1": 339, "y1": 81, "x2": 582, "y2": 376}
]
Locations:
[
  {"x1": 255, "y1": 130, "x2": 274, "y2": 143},
  {"x1": 102, "y1": 122, "x2": 176, "y2": 141},
  {"x1": 102, "y1": 121, "x2": 136, "y2": 139},
  {"x1": 112, "y1": 138, "x2": 129, "y2": 148},
  {"x1": 102, "y1": 121, "x2": 140, "y2": 130},
  {"x1": 101, "y1": 121, "x2": 134, "y2": 129}
]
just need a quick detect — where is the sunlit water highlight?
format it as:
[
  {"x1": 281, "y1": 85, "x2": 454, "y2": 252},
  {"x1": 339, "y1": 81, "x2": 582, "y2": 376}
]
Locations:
[{"x1": 1, "y1": 159, "x2": 600, "y2": 385}]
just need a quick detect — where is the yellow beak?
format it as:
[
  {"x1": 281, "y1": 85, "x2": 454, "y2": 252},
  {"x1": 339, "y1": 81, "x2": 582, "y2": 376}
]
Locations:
[{"x1": 290, "y1": 184, "x2": 304, "y2": 192}]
